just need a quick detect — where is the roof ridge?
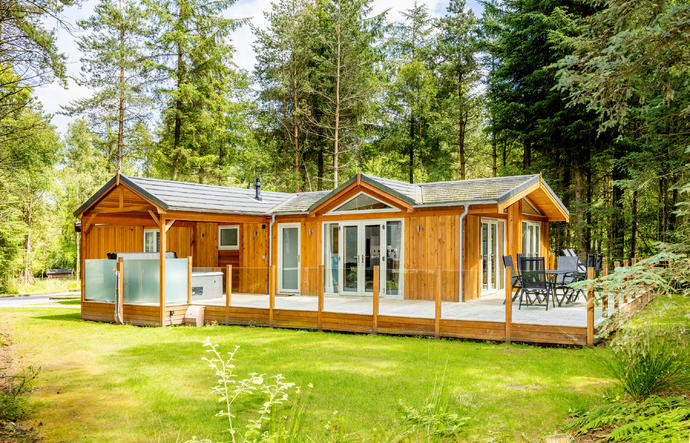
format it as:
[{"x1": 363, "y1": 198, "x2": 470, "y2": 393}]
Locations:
[
  {"x1": 124, "y1": 174, "x2": 293, "y2": 195},
  {"x1": 419, "y1": 174, "x2": 539, "y2": 186}
]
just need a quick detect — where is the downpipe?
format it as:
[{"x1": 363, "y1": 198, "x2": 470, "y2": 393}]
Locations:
[{"x1": 458, "y1": 204, "x2": 470, "y2": 301}]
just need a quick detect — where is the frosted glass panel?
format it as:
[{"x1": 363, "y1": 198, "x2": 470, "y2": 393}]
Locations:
[
  {"x1": 84, "y1": 259, "x2": 116, "y2": 302},
  {"x1": 166, "y1": 259, "x2": 188, "y2": 305},
  {"x1": 282, "y1": 269, "x2": 298, "y2": 291},
  {"x1": 123, "y1": 259, "x2": 160, "y2": 304}
]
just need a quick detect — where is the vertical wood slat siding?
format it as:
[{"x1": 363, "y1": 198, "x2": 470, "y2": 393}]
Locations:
[
  {"x1": 239, "y1": 222, "x2": 269, "y2": 294},
  {"x1": 462, "y1": 215, "x2": 481, "y2": 301},
  {"x1": 404, "y1": 214, "x2": 460, "y2": 301}
]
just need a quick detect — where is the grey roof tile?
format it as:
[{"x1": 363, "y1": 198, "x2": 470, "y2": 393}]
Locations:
[{"x1": 75, "y1": 172, "x2": 566, "y2": 217}]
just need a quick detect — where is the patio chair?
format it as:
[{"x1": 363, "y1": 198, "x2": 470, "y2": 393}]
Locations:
[
  {"x1": 517, "y1": 256, "x2": 553, "y2": 310},
  {"x1": 553, "y1": 256, "x2": 585, "y2": 305},
  {"x1": 502, "y1": 255, "x2": 522, "y2": 303}
]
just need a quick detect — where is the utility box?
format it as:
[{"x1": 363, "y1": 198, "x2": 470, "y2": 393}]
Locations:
[{"x1": 184, "y1": 305, "x2": 205, "y2": 327}]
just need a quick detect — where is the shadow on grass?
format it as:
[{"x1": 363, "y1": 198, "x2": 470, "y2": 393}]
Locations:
[{"x1": 35, "y1": 312, "x2": 82, "y2": 322}]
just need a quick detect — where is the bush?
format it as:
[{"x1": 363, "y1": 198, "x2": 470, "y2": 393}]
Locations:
[
  {"x1": 567, "y1": 396, "x2": 690, "y2": 442},
  {"x1": 0, "y1": 331, "x2": 40, "y2": 440},
  {"x1": 604, "y1": 327, "x2": 689, "y2": 399}
]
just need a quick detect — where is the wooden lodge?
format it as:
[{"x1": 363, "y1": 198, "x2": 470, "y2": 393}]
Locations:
[{"x1": 74, "y1": 172, "x2": 610, "y2": 346}]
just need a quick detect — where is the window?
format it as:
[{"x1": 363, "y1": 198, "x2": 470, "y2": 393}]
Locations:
[
  {"x1": 218, "y1": 225, "x2": 239, "y2": 250},
  {"x1": 330, "y1": 192, "x2": 395, "y2": 214},
  {"x1": 144, "y1": 229, "x2": 160, "y2": 253},
  {"x1": 522, "y1": 221, "x2": 541, "y2": 257}
]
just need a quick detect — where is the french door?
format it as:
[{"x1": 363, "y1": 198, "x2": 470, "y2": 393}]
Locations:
[
  {"x1": 481, "y1": 219, "x2": 505, "y2": 294},
  {"x1": 278, "y1": 223, "x2": 300, "y2": 293},
  {"x1": 324, "y1": 220, "x2": 403, "y2": 297}
]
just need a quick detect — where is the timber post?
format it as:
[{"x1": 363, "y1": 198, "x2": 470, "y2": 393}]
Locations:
[
  {"x1": 434, "y1": 267, "x2": 441, "y2": 339},
  {"x1": 586, "y1": 266, "x2": 595, "y2": 347},
  {"x1": 505, "y1": 267, "x2": 512, "y2": 344},
  {"x1": 623, "y1": 259, "x2": 629, "y2": 303},
  {"x1": 187, "y1": 256, "x2": 192, "y2": 305},
  {"x1": 373, "y1": 266, "x2": 379, "y2": 334},
  {"x1": 159, "y1": 215, "x2": 166, "y2": 327},
  {"x1": 613, "y1": 261, "x2": 620, "y2": 312},
  {"x1": 317, "y1": 264, "x2": 324, "y2": 331},
  {"x1": 80, "y1": 226, "x2": 85, "y2": 305},
  {"x1": 117, "y1": 257, "x2": 124, "y2": 324},
  {"x1": 226, "y1": 265, "x2": 232, "y2": 307},
  {"x1": 269, "y1": 264, "x2": 276, "y2": 326},
  {"x1": 601, "y1": 261, "x2": 609, "y2": 317}
]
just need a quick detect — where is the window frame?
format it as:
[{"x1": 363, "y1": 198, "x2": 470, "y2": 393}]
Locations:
[
  {"x1": 326, "y1": 191, "x2": 400, "y2": 215},
  {"x1": 521, "y1": 220, "x2": 541, "y2": 257},
  {"x1": 218, "y1": 225, "x2": 240, "y2": 251},
  {"x1": 143, "y1": 228, "x2": 160, "y2": 253}
]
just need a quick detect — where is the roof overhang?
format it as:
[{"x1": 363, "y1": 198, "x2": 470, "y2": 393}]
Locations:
[
  {"x1": 307, "y1": 173, "x2": 415, "y2": 214},
  {"x1": 497, "y1": 174, "x2": 569, "y2": 222},
  {"x1": 73, "y1": 173, "x2": 168, "y2": 217}
]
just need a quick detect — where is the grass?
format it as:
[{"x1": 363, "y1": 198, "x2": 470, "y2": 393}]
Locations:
[
  {"x1": 0, "y1": 278, "x2": 80, "y2": 296},
  {"x1": 0, "y1": 306, "x2": 612, "y2": 442}
]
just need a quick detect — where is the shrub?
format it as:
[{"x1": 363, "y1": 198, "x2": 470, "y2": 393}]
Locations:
[
  {"x1": 604, "y1": 327, "x2": 689, "y2": 399},
  {"x1": 567, "y1": 396, "x2": 690, "y2": 442},
  {"x1": 0, "y1": 331, "x2": 40, "y2": 440},
  {"x1": 188, "y1": 338, "x2": 309, "y2": 443}
]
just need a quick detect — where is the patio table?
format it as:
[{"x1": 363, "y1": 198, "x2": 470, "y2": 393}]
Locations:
[{"x1": 544, "y1": 270, "x2": 580, "y2": 306}]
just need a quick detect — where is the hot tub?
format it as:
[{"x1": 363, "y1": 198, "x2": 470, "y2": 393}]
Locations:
[{"x1": 191, "y1": 271, "x2": 223, "y2": 302}]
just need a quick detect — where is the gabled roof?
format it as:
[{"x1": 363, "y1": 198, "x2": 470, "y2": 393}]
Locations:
[{"x1": 75, "y1": 172, "x2": 569, "y2": 220}]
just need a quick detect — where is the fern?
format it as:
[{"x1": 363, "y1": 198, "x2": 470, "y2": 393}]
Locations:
[{"x1": 567, "y1": 396, "x2": 690, "y2": 442}]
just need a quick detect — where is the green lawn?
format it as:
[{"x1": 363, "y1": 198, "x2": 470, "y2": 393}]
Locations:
[
  {"x1": 1, "y1": 307, "x2": 612, "y2": 442},
  {"x1": 0, "y1": 278, "x2": 80, "y2": 296}
]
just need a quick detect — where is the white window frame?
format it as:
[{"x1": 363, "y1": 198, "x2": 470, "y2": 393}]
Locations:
[
  {"x1": 143, "y1": 228, "x2": 160, "y2": 253},
  {"x1": 326, "y1": 192, "x2": 400, "y2": 215},
  {"x1": 218, "y1": 225, "x2": 240, "y2": 250},
  {"x1": 480, "y1": 217, "x2": 506, "y2": 294},
  {"x1": 522, "y1": 220, "x2": 541, "y2": 257},
  {"x1": 278, "y1": 223, "x2": 301, "y2": 294}
]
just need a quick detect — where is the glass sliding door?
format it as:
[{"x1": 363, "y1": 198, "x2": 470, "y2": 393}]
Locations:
[
  {"x1": 385, "y1": 221, "x2": 402, "y2": 296},
  {"x1": 343, "y1": 225, "x2": 359, "y2": 293},
  {"x1": 481, "y1": 219, "x2": 505, "y2": 294},
  {"x1": 324, "y1": 223, "x2": 340, "y2": 294},
  {"x1": 278, "y1": 224, "x2": 300, "y2": 293},
  {"x1": 364, "y1": 224, "x2": 382, "y2": 292},
  {"x1": 323, "y1": 219, "x2": 403, "y2": 297}
]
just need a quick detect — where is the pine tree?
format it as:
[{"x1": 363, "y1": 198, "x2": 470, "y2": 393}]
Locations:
[
  {"x1": 436, "y1": 0, "x2": 480, "y2": 180},
  {"x1": 64, "y1": 0, "x2": 150, "y2": 172},
  {"x1": 145, "y1": 0, "x2": 245, "y2": 182}
]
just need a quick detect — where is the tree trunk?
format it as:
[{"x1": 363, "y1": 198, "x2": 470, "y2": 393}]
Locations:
[
  {"x1": 491, "y1": 131, "x2": 497, "y2": 177},
  {"x1": 172, "y1": 1, "x2": 186, "y2": 181},
  {"x1": 317, "y1": 145, "x2": 324, "y2": 190},
  {"x1": 332, "y1": 17, "x2": 341, "y2": 189},
  {"x1": 523, "y1": 139, "x2": 531, "y2": 169},
  {"x1": 574, "y1": 160, "x2": 586, "y2": 254},
  {"x1": 631, "y1": 189, "x2": 638, "y2": 257},
  {"x1": 611, "y1": 143, "x2": 625, "y2": 259},
  {"x1": 457, "y1": 72, "x2": 466, "y2": 180},
  {"x1": 292, "y1": 53, "x2": 300, "y2": 192},
  {"x1": 117, "y1": 0, "x2": 125, "y2": 173},
  {"x1": 409, "y1": 118, "x2": 414, "y2": 183}
]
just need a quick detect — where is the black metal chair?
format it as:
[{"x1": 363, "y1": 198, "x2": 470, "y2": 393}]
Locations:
[
  {"x1": 502, "y1": 255, "x2": 522, "y2": 303},
  {"x1": 517, "y1": 256, "x2": 552, "y2": 310},
  {"x1": 554, "y1": 256, "x2": 585, "y2": 304}
]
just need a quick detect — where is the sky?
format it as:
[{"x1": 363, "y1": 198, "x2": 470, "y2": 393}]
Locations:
[{"x1": 34, "y1": 0, "x2": 483, "y2": 135}]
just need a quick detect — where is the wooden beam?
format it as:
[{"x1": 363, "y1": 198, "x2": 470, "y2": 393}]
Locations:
[
  {"x1": 586, "y1": 267, "x2": 594, "y2": 347},
  {"x1": 602, "y1": 262, "x2": 609, "y2": 317},
  {"x1": 117, "y1": 257, "x2": 124, "y2": 325},
  {"x1": 159, "y1": 215, "x2": 167, "y2": 327},
  {"x1": 317, "y1": 264, "x2": 324, "y2": 331},
  {"x1": 373, "y1": 266, "x2": 379, "y2": 334},
  {"x1": 226, "y1": 265, "x2": 232, "y2": 307},
  {"x1": 148, "y1": 210, "x2": 160, "y2": 227},
  {"x1": 497, "y1": 181, "x2": 540, "y2": 213},
  {"x1": 91, "y1": 204, "x2": 154, "y2": 215},
  {"x1": 434, "y1": 267, "x2": 441, "y2": 339},
  {"x1": 505, "y1": 267, "x2": 512, "y2": 344},
  {"x1": 165, "y1": 219, "x2": 176, "y2": 232},
  {"x1": 187, "y1": 256, "x2": 193, "y2": 305},
  {"x1": 269, "y1": 265, "x2": 276, "y2": 326},
  {"x1": 118, "y1": 187, "x2": 124, "y2": 208}
]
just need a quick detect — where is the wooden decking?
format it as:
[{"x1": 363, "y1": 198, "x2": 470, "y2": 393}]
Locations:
[{"x1": 81, "y1": 292, "x2": 642, "y2": 346}]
